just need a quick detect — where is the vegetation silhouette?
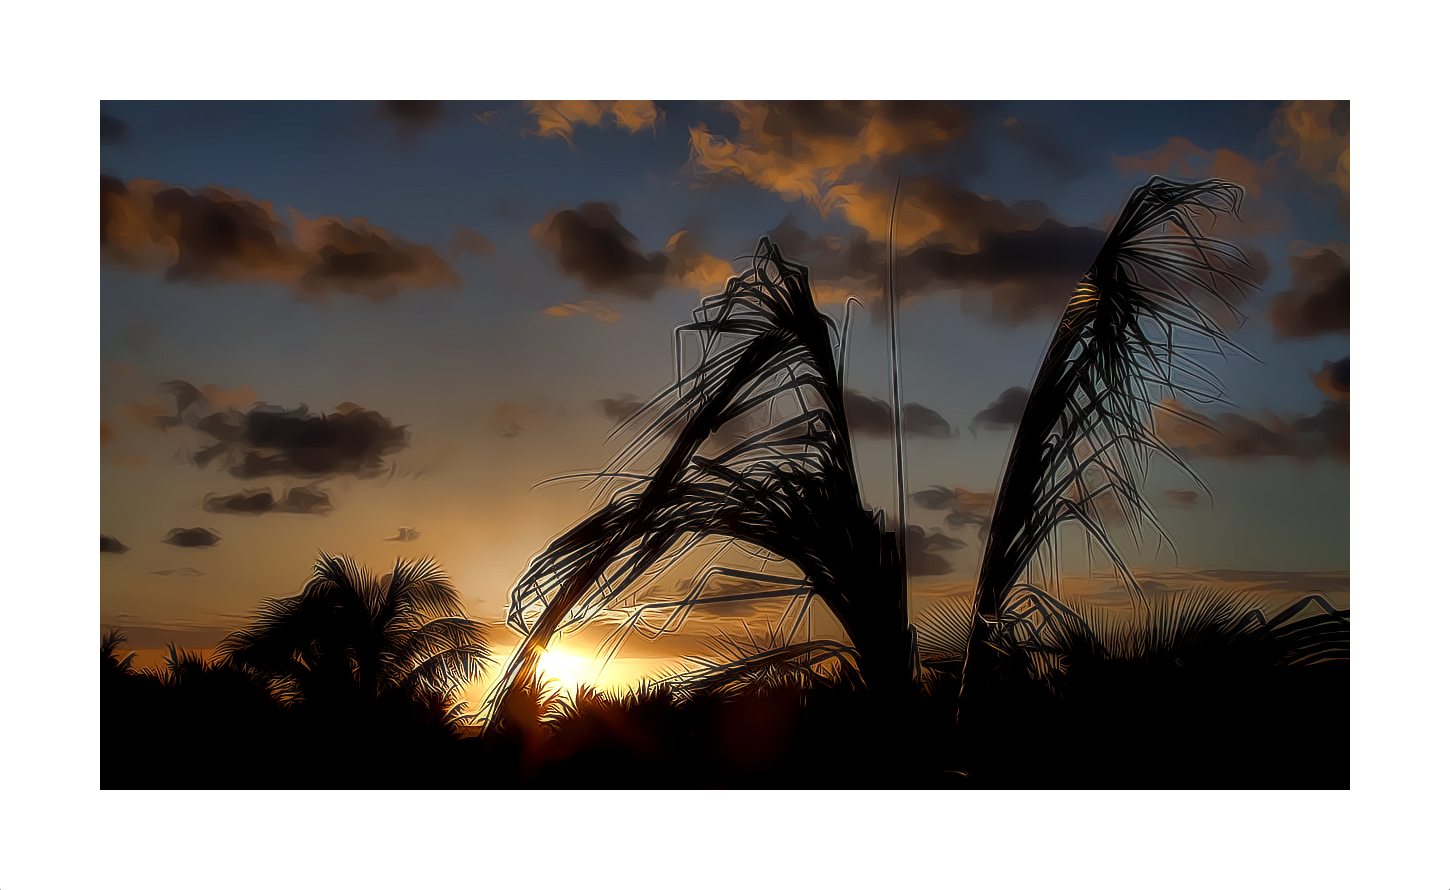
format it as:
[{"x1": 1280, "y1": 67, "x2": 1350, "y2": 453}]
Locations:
[
  {"x1": 486, "y1": 237, "x2": 914, "y2": 732},
  {"x1": 102, "y1": 556, "x2": 495, "y2": 789},
  {"x1": 100, "y1": 178, "x2": 1347, "y2": 790},
  {"x1": 960, "y1": 177, "x2": 1260, "y2": 703}
]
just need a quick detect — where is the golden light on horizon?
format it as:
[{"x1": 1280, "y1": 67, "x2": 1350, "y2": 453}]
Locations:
[{"x1": 536, "y1": 648, "x2": 588, "y2": 691}]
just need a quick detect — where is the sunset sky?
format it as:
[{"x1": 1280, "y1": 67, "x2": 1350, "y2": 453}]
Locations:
[{"x1": 98, "y1": 100, "x2": 1350, "y2": 688}]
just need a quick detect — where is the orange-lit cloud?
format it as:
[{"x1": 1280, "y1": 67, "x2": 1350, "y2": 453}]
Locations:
[
  {"x1": 1266, "y1": 100, "x2": 1349, "y2": 220},
  {"x1": 532, "y1": 203, "x2": 736, "y2": 310},
  {"x1": 110, "y1": 453, "x2": 150, "y2": 468},
  {"x1": 1269, "y1": 243, "x2": 1349, "y2": 340},
  {"x1": 1164, "y1": 489, "x2": 1200, "y2": 509},
  {"x1": 1110, "y1": 137, "x2": 1291, "y2": 237},
  {"x1": 101, "y1": 421, "x2": 116, "y2": 446},
  {"x1": 1113, "y1": 136, "x2": 1265, "y2": 197},
  {"x1": 1311, "y1": 356, "x2": 1349, "y2": 401},
  {"x1": 451, "y1": 225, "x2": 495, "y2": 258},
  {"x1": 102, "y1": 177, "x2": 459, "y2": 300},
  {"x1": 689, "y1": 101, "x2": 967, "y2": 227},
  {"x1": 543, "y1": 300, "x2": 622, "y2": 322},
  {"x1": 527, "y1": 101, "x2": 661, "y2": 142},
  {"x1": 1156, "y1": 397, "x2": 1348, "y2": 465}
]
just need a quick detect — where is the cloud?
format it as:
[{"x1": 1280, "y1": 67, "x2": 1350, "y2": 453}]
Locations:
[
  {"x1": 385, "y1": 527, "x2": 421, "y2": 543},
  {"x1": 527, "y1": 101, "x2": 662, "y2": 142},
  {"x1": 1268, "y1": 244, "x2": 1349, "y2": 340},
  {"x1": 202, "y1": 485, "x2": 334, "y2": 516},
  {"x1": 906, "y1": 524, "x2": 968, "y2": 577},
  {"x1": 1265, "y1": 100, "x2": 1349, "y2": 221},
  {"x1": 688, "y1": 101, "x2": 969, "y2": 218},
  {"x1": 532, "y1": 203, "x2": 735, "y2": 304},
  {"x1": 101, "y1": 177, "x2": 459, "y2": 300},
  {"x1": 970, "y1": 385, "x2": 1029, "y2": 434},
  {"x1": 895, "y1": 219, "x2": 1107, "y2": 325},
  {"x1": 596, "y1": 394, "x2": 644, "y2": 424},
  {"x1": 162, "y1": 527, "x2": 221, "y2": 548},
  {"x1": 177, "y1": 395, "x2": 409, "y2": 480},
  {"x1": 101, "y1": 114, "x2": 128, "y2": 146},
  {"x1": 110, "y1": 454, "x2": 149, "y2": 467},
  {"x1": 101, "y1": 421, "x2": 116, "y2": 445},
  {"x1": 151, "y1": 567, "x2": 205, "y2": 577},
  {"x1": 543, "y1": 300, "x2": 622, "y2": 322},
  {"x1": 911, "y1": 485, "x2": 995, "y2": 533},
  {"x1": 843, "y1": 389, "x2": 956, "y2": 439},
  {"x1": 1164, "y1": 489, "x2": 1200, "y2": 509},
  {"x1": 1113, "y1": 136, "x2": 1266, "y2": 197},
  {"x1": 531, "y1": 202, "x2": 670, "y2": 299},
  {"x1": 1156, "y1": 397, "x2": 1349, "y2": 465},
  {"x1": 102, "y1": 535, "x2": 129, "y2": 554},
  {"x1": 376, "y1": 100, "x2": 444, "y2": 140},
  {"x1": 1311, "y1": 356, "x2": 1349, "y2": 400},
  {"x1": 765, "y1": 203, "x2": 1115, "y2": 328},
  {"x1": 1000, "y1": 115, "x2": 1091, "y2": 180},
  {"x1": 451, "y1": 225, "x2": 495, "y2": 258}
]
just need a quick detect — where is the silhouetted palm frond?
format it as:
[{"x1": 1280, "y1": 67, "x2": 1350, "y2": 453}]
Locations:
[
  {"x1": 975, "y1": 177, "x2": 1257, "y2": 626},
  {"x1": 486, "y1": 238, "x2": 911, "y2": 727}
]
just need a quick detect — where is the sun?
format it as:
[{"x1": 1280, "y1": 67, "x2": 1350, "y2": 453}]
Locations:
[{"x1": 536, "y1": 649, "x2": 585, "y2": 690}]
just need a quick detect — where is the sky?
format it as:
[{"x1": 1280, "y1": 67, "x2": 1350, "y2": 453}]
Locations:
[{"x1": 98, "y1": 99, "x2": 1350, "y2": 688}]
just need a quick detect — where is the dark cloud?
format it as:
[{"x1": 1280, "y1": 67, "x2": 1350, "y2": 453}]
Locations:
[
  {"x1": 596, "y1": 395, "x2": 644, "y2": 424},
  {"x1": 102, "y1": 535, "x2": 129, "y2": 554},
  {"x1": 906, "y1": 524, "x2": 967, "y2": 577},
  {"x1": 1000, "y1": 115, "x2": 1090, "y2": 180},
  {"x1": 182, "y1": 398, "x2": 409, "y2": 480},
  {"x1": 451, "y1": 225, "x2": 495, "y2": 258},
  {"x1": 1269, "y1": 247, "x2": 1349, "y2": 340},
  {"x1": 377, "y1": 100, "x2": 445, "y2": 140},
  {"x1": 100, "y1": 114, "x2": 128, "y2": 146},
  {"x1": 102, "y1": 177, "x2": 459, "y2": 300},
  {"x1": 1164, "y1": 490, "x2": 1200, "y2": 509},
  {"x1": 202, "y1": 485, "x2": 334, "y2": 516},
  {"x1": 844, "y1": 389, "x2": 956, "y2": 439},
  {"x1": 911, "y1": 485, "x2": 995, "y2": 534},
  {"x1": 970, "y1": 385, "x2": 1029, "y2": 434},
  {"x1": 151, "y1": 567, "x2": 205, "y2": 577},
  {"x1": 1312, "y1": 356, "x2": 1349, "y2": 400},
  {"x1": 895, "y1": 219, "x2": 1107, "y2": 326},
  {"x1": 385, "y1": 527, "x2": 422, "y2": 543},
  {"x1": 531, "y1": 202, "x2": 670, "y2": 299},
  {"x1": 1157, "y1": 397, "x2": 1349, "y2": 465},
  {"x1": 162, "y1": 527, "x2": 221, "y2": 548}
]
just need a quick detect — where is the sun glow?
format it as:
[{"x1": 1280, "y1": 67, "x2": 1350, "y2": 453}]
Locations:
[{"x1": 536, "y1": 648, "x2": 588, "y2": 690}]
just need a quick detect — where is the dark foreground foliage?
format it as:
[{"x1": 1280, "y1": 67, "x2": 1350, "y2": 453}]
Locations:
[{"x1": 102, "y1": 591, "x2": 1346, "y2": 790}]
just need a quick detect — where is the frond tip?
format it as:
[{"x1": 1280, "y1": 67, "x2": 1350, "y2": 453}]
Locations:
[{"x1": 976, "y1": 177, "x2": 1258, "y2": 620}]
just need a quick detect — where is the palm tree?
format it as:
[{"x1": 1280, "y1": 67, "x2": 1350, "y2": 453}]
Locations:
[
  {"x1": 963, "y1": 176, "x2": 1258, "y2": 685},
  {"x1": 485, "y1": 238, "x2": 913, "y2": 728},
  {"x1": 218, "y1": 553, "x2": 492, "y2": 723}
]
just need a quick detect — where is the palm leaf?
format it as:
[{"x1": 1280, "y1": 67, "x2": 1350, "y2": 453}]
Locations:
[
  {"x1": 484, "y1": 238, "x2": 909, "y2": 728},
  {"x1": 975, "y1": 177, "x2": 1257, "y2": 625}
]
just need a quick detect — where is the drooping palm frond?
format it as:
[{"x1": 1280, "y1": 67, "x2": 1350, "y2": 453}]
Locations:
[
  {"x1": 974, "y1": 177, "x2": 1258, "y2": 626},
  {"x1": 485, "y1": 238, "x2": 911, "y2": 728},
  {"x1": 217, "y1": 553, "x2": 491, "y2": 710}
]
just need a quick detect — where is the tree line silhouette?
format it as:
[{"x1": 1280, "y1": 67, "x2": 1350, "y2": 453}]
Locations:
[{"x1": 102, "y1": 178, "x2": 1348, "y2": 789}]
